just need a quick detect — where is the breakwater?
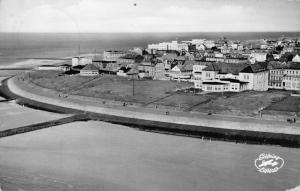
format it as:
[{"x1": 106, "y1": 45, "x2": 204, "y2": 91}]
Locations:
[
  {"x1": 0, "y1": 115, "x2": 88, "y2": 138},
  {"x1": 1, "y1": 77, "x2": 300, "y2": 147}
]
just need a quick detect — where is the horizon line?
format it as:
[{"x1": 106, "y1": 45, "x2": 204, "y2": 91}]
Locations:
[{"x1": 1, "y1": 31, "x2": 300, "y2": 34}]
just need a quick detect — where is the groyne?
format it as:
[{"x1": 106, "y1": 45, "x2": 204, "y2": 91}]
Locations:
[
  {"x1": 0, "y1": 114, "x2": 88, "y2": 138},
  {"x1": 1, "y1": 77, "x2": 300, "y2": 147}
]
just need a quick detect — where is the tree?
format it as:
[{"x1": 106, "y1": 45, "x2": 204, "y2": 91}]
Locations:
[{"x1": 134, "y1": 55, "x2": 144, "y2": 63}]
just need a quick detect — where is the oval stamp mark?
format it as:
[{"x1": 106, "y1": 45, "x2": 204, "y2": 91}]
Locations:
[{"x1": 254, "y1": 153, "x2": 284, "y2": 173}]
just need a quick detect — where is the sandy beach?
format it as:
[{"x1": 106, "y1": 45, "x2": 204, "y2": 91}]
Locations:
[{"x1": 0, "y1": 59, "x2": 66, "y2": 69}]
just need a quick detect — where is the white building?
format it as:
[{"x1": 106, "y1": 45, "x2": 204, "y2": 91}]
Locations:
[
  {"x1": 249, "y1": 52, "x2": 267, "y2": 63},
  {"x1": 103, "y1": 50, "x2": 126, "y2": 61},
  {"x1": 194, "y1": 62, "x2": 268, "y2": 92},
  {"x1": 148, "y1": 41, "x2": 189, "y2": 51},
  {"x1": 72, "y1": 57, "x2": 92, "y2": 66},
  {"x1": 203, "y1": 40, "x2": 215, "y2": 49},
  {"x1": 238, "y1": 63, "x2": 269, "y2": 91},
  {"x1": 37, "y1": 65, "x2": 61, "y2": 71},
  {"x1": 282, "y1": 66, "x2": 300, "y2": 90}
]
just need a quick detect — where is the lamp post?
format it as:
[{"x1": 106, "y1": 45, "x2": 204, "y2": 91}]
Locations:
[{"x1": 132, "y1": 77, "x2": 135, "y2": 96}]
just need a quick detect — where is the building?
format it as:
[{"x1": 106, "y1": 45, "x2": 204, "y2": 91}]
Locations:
[
  {"x1": 268, "y1": 61, "x2": 288, "y2": 89},
  {"x1": 282, "y1": 63, "x2": 300, "y2": 90},
  {"x1": 59, "y1": 64, "x2": 71, "y2": 72},
  {"x1": 202, "y1": 79, "x2": 248, "y2": 92},
  {"x1": 169, "y1": 61, "x2": 194, "y2": 81},
  {"x1": 249, "y1": 52, "x2": 267, "y2": 63},
  {"x1": 138, "y1": 62, "x2": 155, "y2": 78},
  {"x1": 37, "y1": 65, "x2": 61, "y2": 71},
  {"x1": 195, "y1": 62, "x2": 268, "y2": 92},
  {"x1": 103, "y1": 50, "x2": 126, "y2": 60},
  {"x1": 80, "y1": 64, "x2": 99, "y2": 76},
  {"x1": 92, "y1": 60, "x2": 122, "y2": 74},
  {"x1": 238, "y1": 62, "x2": 269, "y2": 91},
  {"x1": 154, "y1": 62, "x2": 168, "y2": 80},
  {"x1": 72, "y1": 56, "x2": 92, "y2": 66},
  {"x1": 191, "y1": 62, "x2": 208, "y2": 89},
  {"x1": 117, "y1": 67, "x2": 131, "y2": 77},
  {"x1": 148, "y1": 41, "x2": 189, "y2": 51}
]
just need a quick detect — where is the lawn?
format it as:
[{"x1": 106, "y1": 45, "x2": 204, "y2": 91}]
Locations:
[
  {"x1": 194, "y1": 90, "x2": 289, "y2": 116},
  {"x1": 27, "y1": 71, "x2": 292, "y2": 116},
  {"x1": 265, "y1": 96, "x2": 300, "y2": 112}
]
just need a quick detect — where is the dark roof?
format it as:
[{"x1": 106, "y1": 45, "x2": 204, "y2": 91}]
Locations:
[
  {"x1": 202, "y1": 81, "x2": 226, "y2": 85},
  {"x1": 268, "y1": 61, "x2": 289, "y2": 69},
  {"x1": 39, "y1": 65, "x2": 58, "y2": 67},
  {"x1": 93, "y1": 60, "x2": 117, "y2": 63},
  {"x1": 119, "y1": 67, "x2": 131, "y2": 73},
  {"x1": 289, "y1": 62, "x2": 300, "y2": 70},
  {"x1": 81, "y1": 64, "x2": 99, "y2": 71},
  {"x1": 60, "y1": 64, "x2": 71, "y2": 67},
  {"x1": 180, "y1": 60, "x2": 194, "y2": 71},
  {"x1": 203, "y1": 62, "x2": 249, "y2": 75},
  {"x1": 220, "y1": 78, "x2": 248, "y2": 84},
  {"x1": 240, "y1": 62, "x2": 268, "y2": 73}
]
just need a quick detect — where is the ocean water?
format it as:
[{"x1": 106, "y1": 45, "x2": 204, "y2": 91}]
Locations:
[
  {"x1": 0, "y1": 121, "x2": 299, "y2": 191},
  {"x1": 0, "y1": 32, "x2": 299, "y2": 65}
]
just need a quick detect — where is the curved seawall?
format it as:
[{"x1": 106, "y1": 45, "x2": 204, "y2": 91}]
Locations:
[{"x1": 5, "y1": 76, "x2": 300, "y2": 147}]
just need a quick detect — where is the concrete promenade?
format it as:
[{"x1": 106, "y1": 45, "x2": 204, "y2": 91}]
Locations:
[{"x1": 8, "y1": 76, "x2": 300, "y2": 135}]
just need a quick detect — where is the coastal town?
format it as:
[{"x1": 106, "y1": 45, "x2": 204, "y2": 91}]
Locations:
[{"x1": 38, "y1": 37, "x2": 300, "y2": 93}]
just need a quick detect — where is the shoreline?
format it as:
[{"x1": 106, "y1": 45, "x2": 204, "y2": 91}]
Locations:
[{"x1": 0, "y1": 75, "x2": 299, "y2": 147}]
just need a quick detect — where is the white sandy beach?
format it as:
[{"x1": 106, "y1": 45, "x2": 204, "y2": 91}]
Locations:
[{"x1": 0, "y1": 59, "x2": 65, "y2": 69}]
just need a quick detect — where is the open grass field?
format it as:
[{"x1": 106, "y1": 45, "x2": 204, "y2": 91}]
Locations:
[
  {"x1": 194, "y1": 90, "x2": 289, "y2": 116},
  {"x1": 265, "y1": 96, "x2": 300, "y2": 112},
  {"x1": 27, "y1": 71, "x2": 293, "y2": 116}
]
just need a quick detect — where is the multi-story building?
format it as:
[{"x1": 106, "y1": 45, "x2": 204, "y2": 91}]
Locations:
[
  {"x1": 169, "y1": 61, "x2": 194, "y2": 82},
  {"x1": 282, "y1": 64, "x2": 300, "y2": 90},
  {"x1": 238, "y1": 62, "x2": 269, "y2": 91},
  {"x1": 72, "y1": 56, "x2": 92, "y2": 66},
  {"x1": 249, "y1": 52, "x2": 267, "y2": 63},
  {"x1": 103, "y1": 50, "x2": 126, "y2": 60},
  {"x1": 148, "y1": 41, "x2": 188, "y2": 51},
  {"x1": 194, "y1": 62, "x2": 268, "y2": 92}
]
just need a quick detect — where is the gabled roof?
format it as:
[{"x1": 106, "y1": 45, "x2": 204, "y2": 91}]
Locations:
[
  {"x1": 203, "y1": 62, "x2": 248, "y2": 75},
  {"x1": 81, "y1": 64, "x2": 99, "y2": 71},
  {"x1": 292, "y1": 54, "x2": 300, "y2": 62},
  {"x1": 240, "y1": 62, "x2": 268, "y2": 73},
  {"x1": 202, "y1": 62, "x2": 220, "y2": 72},
  {"x1": 127, "y1": 68, "x2": 139, "y2": 75},
  {"x1": 180, "y1": 61, "x2": 194, "y2": 71},
  {"x1": 268, "y1": 61, "x2": 289, "y2": 69}
]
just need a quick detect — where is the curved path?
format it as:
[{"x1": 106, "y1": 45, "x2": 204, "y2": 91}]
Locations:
[{"x1": 7, "y1": 76, "x2": 300, "y2": 136}]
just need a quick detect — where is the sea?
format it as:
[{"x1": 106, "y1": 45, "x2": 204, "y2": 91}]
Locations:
[
  {"x1": 0, "y1": 32, "x2": 300, "y2": 65},
  {"x1": 0, "y1": 32, "x2": 299, "y2": 191}
]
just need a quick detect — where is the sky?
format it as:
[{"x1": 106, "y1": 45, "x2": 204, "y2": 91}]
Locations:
[{"x1": 0, "y1": 0, "x2": 299, "y2": 33}]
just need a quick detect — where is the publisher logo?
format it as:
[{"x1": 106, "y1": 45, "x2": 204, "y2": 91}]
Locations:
[{"x1": 254, "y1": 153, "x2": 284, "y2": 173}]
